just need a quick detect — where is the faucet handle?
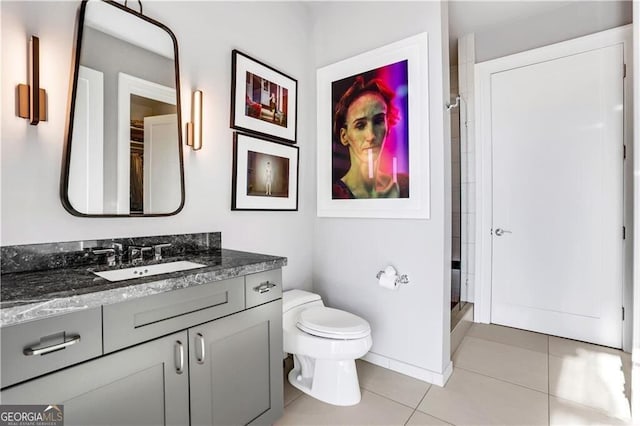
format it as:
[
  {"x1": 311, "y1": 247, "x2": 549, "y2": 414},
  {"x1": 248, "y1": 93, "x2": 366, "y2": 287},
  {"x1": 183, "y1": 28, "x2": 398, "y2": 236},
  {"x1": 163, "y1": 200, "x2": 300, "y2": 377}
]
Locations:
[
  {"x1": 92, "y1": 248, "x2": 115, "y2": 256},
  {"x1": 92, "y1": 248, "x2": 117, "y2": 267},
  {"x1": 153, "y1": 243, "x2": 172, "y2": 261}
]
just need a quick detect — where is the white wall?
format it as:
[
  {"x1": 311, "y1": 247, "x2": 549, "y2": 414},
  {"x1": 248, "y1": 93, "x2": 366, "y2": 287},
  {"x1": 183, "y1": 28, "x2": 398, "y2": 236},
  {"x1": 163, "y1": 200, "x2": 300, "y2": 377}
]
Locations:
[
  {"x1": 631, "y1": 1, "x2": 639, "y2": 421},
  {"x1": 2, "y1": 0, "x2": 454, "y2": 383},
  {"x1": 311, "y1": 2, "x2": 452, "y2": 382},
  {"x1": 0, "y1": 1, "x2": 315, "y2": 291},
  {"x1": 474, "y1": 1, "x2": 632, "y2": 62}
]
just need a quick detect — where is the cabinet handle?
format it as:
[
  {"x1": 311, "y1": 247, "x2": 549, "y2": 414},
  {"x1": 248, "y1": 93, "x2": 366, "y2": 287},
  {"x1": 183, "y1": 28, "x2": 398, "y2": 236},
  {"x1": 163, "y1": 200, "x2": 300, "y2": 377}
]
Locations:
[
  {"x1": 195, "y1": 333, "x2": 205, "y2": 364},
  {"x1": 174, "y1": 340, "x2": 184, "y2": 375},
  {"x1": 23, "y1": 334, "x2": 81, "y2": 356},
  {"x1": 253, "y1": 281, "x2": 276, "y2": 294}
]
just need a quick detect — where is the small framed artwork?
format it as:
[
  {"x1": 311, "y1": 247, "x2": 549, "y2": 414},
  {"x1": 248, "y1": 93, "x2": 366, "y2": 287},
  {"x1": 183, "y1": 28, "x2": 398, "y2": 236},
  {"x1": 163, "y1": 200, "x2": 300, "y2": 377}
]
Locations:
[
  {"x1": 232, "y1": 132, "x2": 299, "y2": 211},
  {"x1": 231, "y1": 50, "x2": 298, "y2": 144},
  {"x1": 316, "y1": 33, "x2": 430, "y2": 219}
]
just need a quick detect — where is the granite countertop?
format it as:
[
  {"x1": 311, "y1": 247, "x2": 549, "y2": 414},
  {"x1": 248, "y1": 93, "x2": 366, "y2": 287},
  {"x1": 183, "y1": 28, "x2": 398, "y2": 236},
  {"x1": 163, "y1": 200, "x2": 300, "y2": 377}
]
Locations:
[{"x1": 1, "y1": 248, "x2": 287, "y2": 327}]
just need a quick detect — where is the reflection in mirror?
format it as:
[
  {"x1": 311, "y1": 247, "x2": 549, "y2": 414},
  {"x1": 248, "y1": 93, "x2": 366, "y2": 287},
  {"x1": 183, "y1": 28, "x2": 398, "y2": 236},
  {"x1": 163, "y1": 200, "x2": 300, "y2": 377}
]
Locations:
[{"x1": 63, "y1": 0, "x2": 184, "y2": 216}]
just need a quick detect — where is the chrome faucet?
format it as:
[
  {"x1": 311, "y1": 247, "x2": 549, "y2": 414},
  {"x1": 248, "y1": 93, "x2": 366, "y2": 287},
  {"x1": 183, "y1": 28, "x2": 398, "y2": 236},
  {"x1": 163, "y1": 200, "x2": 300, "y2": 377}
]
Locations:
[
  {"x1": 153, "y1": 243, "x2": 172, "y2": 261},
  {"x1": 112, "y1": 243, "x2": 123, "y2": 259},
  {"x1": 128, "y1": 246, "x2": 152, "y2": 265}
]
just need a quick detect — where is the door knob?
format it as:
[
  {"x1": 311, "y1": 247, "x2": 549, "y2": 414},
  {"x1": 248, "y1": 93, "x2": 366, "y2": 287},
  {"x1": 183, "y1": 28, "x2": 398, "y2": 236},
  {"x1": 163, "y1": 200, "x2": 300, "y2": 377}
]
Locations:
[{"x1": 494, "y1": 228, "x2": 512, "y2": 236}]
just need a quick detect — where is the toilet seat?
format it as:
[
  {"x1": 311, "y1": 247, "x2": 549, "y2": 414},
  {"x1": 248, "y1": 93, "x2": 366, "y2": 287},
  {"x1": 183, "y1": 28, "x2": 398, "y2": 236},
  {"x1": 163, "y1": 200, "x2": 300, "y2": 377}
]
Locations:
[{"x1": 297, "y1": 307, "x2": 371, "y2": 340}]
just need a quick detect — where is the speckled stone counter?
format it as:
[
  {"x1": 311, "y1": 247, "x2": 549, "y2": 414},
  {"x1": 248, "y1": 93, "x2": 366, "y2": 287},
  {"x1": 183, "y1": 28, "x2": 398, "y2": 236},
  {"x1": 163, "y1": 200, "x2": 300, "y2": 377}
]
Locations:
[{"x1": 1, "y1": 233, "x2": 287, "y2": 327}]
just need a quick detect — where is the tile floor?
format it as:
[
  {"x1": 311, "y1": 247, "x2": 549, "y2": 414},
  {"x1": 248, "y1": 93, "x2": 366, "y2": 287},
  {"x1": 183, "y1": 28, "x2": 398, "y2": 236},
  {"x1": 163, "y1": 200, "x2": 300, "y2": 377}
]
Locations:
[{"x1": 276, "y1": 323, "x2": 632, "y2": 425}]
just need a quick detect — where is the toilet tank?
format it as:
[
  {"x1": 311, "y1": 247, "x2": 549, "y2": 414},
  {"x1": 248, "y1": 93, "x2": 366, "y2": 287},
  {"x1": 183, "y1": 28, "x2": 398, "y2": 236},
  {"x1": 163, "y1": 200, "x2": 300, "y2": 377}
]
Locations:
[{"x1": 283, "y1": 290, "x2": 324, "y2": 326}]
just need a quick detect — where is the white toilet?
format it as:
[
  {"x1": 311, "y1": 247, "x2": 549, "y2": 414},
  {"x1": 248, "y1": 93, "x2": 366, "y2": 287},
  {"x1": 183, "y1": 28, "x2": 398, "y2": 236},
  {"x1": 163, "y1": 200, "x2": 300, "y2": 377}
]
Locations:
[{"x1": 283, "y1": 289, "x2": 372, "y2": 406}]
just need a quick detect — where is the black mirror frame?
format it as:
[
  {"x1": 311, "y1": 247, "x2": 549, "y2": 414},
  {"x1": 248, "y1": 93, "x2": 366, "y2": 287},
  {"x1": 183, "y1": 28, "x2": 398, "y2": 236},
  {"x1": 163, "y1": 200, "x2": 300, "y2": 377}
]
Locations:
[{"x1": 61, "y1": 0, "x2": 185, "y2": 217}]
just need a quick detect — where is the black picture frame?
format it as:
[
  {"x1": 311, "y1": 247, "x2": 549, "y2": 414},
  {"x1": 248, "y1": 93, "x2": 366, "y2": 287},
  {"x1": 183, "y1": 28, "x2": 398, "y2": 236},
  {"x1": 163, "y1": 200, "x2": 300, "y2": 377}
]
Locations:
[
  {"x1": 231, "y1": 132, "x2": 299, "y2": 211},
  {"x1": 230, "y1": 50, "x2": 298, "y2": 144}
]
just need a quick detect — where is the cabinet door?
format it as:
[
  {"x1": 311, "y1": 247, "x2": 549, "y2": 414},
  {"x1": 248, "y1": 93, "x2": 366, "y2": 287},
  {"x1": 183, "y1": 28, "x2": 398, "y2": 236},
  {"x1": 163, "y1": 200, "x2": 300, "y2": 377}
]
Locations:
[
  {"x1": 189, "y1": 301, "x2": 283, "y2": 426},
  {"x1": 1, "y1": 331, "x2": 189, "y2": 426}
]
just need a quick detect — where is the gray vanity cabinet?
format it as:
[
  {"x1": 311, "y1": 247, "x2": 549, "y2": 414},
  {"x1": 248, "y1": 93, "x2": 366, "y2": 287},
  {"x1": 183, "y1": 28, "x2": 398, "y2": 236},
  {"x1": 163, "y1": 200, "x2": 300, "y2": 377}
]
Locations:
[
  {"x1": 189, "y1": 300, "x2": 283, "y2": 426},
  {"x1": 1, "y1": 331, "x2": 190, "y2": 425},
  {"x1": 1, "y1": 268, "x2": 284, "y2": 426}
]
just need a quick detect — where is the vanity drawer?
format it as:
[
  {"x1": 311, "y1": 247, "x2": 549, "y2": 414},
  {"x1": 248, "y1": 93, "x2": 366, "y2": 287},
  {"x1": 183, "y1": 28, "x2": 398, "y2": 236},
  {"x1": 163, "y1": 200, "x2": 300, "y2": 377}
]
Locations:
[
  {"x1": 1, "y1": 307, "x2": 102, "y2": 389},
  {"x1": 245, "y1": 269, "x2": 282, "y2": 309},
  {"x1": 103, "y1": 277, "x2": 245, "y2": 353}
]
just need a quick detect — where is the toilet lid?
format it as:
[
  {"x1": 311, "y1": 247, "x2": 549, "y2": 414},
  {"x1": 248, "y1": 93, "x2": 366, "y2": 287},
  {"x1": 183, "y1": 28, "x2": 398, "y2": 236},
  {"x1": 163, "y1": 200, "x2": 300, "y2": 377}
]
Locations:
[{"x1": 297, "y1": 307, "x2": 371, "y2": 340}]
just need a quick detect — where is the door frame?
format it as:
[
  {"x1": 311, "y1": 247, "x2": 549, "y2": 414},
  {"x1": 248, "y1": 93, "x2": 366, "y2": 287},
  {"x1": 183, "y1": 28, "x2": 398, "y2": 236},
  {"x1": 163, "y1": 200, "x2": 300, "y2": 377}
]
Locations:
[
  {"x1": 474, "y1": 25, "x2": 633, "y2": 351},
  {"x1": 116, "y1": 72, "x2": 176, "y2": 215}
]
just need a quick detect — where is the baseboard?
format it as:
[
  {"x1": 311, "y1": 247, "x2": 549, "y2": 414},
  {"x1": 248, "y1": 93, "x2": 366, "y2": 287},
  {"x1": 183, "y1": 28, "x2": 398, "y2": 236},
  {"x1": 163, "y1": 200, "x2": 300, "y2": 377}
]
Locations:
[
  {"x1": 451, "y1": 303, "x2": 474, "y2": 354},
  {"x1": 361, "y1": 352, "x2": 454, "y2": 387}
]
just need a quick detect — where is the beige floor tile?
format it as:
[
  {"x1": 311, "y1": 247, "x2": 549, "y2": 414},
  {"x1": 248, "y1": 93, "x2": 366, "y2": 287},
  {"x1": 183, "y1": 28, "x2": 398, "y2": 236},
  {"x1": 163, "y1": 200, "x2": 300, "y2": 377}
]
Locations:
[
  {"x1": 406, "y1": 410, "x2": 453, "y2": 426},
  {"x1": 466, "y1": 323, "x2": 548, "y2": 353},
  {"x1": 549, "y1": 349, "x2": 631, "y2": 421},
  {"x1": 356, "y1": 360, "x2": 431, "y2": 408},
  {"x1": 453, "y1": 336, "x2": 548, "y2": 392},
  {"x1": 549, "y1": 336, "x2": 628, "y2": 358},
  {"x1": 550, "y1": 395, "x2": 631, "y2": 425},
  {"x1": 283, "y1": 357, "x2": 303, "y2": 407},
  {"x1": 417, "y1": 368, "x2": 548, "y2": 426},
  {"x1": 549, "y1": 336, "x2": 632, "y2": 404},
  {"x1": 275, "y1": 389, "x2": 414, "y2": 426}
]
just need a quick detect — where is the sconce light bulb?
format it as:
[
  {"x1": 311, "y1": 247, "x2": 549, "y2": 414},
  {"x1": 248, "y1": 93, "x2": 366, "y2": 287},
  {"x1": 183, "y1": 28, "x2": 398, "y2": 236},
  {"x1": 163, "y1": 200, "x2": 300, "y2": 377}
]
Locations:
[{"x1": 192, "y1": 90, "x2": 203, "y2": 151}]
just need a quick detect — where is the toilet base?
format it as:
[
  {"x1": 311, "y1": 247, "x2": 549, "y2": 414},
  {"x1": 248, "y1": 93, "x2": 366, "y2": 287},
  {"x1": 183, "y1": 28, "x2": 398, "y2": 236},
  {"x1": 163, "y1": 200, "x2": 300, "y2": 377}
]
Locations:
[{"x1": 288, "y1": 355, "x2": 362, "y2": 406}]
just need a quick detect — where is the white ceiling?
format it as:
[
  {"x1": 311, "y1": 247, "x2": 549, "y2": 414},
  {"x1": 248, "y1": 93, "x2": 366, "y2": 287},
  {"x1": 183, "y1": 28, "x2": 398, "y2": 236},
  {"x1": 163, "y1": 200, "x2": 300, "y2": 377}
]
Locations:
[{"x1": 449, "y1": 0, "x2": 573, "y2": 62}]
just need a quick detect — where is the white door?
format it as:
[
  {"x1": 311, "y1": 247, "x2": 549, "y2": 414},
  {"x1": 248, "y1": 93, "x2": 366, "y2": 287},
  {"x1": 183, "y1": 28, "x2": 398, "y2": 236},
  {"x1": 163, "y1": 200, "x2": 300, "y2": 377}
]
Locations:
[
  {"x1": 143, "y1": 114, "x2": 180, "y2": 213},
  {"x1": 489, "y1": 44, "x2": 624, "y2": 348}
]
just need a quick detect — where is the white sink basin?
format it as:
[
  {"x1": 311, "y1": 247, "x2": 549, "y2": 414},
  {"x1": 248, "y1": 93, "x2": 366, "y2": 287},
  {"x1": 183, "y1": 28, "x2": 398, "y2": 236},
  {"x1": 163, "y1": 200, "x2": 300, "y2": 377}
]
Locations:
[{"x1": 93, "y1": 261, "x2": 206, "y2": 282}]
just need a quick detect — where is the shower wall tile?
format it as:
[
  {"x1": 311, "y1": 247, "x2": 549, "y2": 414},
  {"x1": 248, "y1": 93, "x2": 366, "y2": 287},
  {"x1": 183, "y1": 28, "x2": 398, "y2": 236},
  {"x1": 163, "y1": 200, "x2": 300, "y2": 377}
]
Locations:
[
  {"x1": 457, "y1": 33, "x2": 477, "y2": 306},
  {"x1": 461, "y1": 183, "x2": 476, "y2": 214},
  {"x1": 465, "y1": 273, "x2": 475, "y2": 302},
  {"x1": 462, "y1": 214, "x2": 476, "y2": 244},
  {"x1": 463, "y1": 151, "x2": 476, "y2": 183},
  {"x1": 461, "y1": 122, "x2": 474, "y2": 154},
  {"x1": 463, "y1": 243, "x2": 476, "y2": 274},
  {"x1": 461, "y1": 156, "x2": 468, "y2": 183}
]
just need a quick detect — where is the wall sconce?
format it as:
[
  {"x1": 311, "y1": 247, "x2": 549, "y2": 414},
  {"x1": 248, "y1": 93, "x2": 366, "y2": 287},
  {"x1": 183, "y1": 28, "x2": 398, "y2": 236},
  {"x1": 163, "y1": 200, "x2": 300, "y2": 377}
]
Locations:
[
  {"x1": 186, "y1": 90, "x2": 202, "y2": 151},
  {"x1": 17, "y1": 35, "x2": 47, "y2": 125}
]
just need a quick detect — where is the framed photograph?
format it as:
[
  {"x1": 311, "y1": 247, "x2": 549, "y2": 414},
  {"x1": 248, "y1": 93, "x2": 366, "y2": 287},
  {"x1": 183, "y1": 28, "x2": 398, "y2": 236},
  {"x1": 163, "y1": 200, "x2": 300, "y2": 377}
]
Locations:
[
  {"x1": 316, "y1": 33, "x2": 430, "y2": 219},
  {"x1": 232, "y1": 133, "x2": 299, "y2": 211},
  {"x1": 231, "y1": 50, "x2": 298, "y2": 144}
]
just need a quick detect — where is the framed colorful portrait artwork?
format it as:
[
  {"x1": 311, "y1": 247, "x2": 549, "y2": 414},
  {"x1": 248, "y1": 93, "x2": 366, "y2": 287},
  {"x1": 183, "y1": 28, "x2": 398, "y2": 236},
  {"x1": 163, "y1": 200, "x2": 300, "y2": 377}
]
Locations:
[
  {"x1": 231, "y1": 133, "x2": 299, "y2": 211},
  {"x1": 231, "y1": 50, "x2": 298, "y2": 144},
  {"x1": 316, "y1": 33, "x2": 430, "y2": 219}
]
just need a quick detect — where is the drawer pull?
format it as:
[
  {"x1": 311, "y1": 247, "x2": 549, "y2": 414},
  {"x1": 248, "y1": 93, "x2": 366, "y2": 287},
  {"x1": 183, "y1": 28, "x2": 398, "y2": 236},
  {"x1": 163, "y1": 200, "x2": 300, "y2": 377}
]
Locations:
[
  {"x1": 174, "y1": 340, "x2": 184, "y2": 374},
  {"x1": 23, "y1": 335, "x2": 81, "y2": 356},
  {"x1": 253, "y1": 281, "x2": 276, "y2": 294},
  {"x1": 195, "y1": 333, "x2": 205, "y2": 364}
]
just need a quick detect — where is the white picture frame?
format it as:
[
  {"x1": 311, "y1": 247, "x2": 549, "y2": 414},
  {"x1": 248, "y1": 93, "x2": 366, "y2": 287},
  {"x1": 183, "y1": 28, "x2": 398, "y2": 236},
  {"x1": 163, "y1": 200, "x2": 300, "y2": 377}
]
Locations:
[{"x1": 316, "y1": 33, "x2": 430, "y2": 219}]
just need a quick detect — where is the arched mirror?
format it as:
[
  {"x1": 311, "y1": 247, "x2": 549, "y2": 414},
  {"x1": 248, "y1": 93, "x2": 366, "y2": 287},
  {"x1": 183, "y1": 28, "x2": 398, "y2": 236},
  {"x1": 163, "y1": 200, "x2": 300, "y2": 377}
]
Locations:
[{"x1": 62, "y1": 0, "x2": 184, "y2": 216}]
